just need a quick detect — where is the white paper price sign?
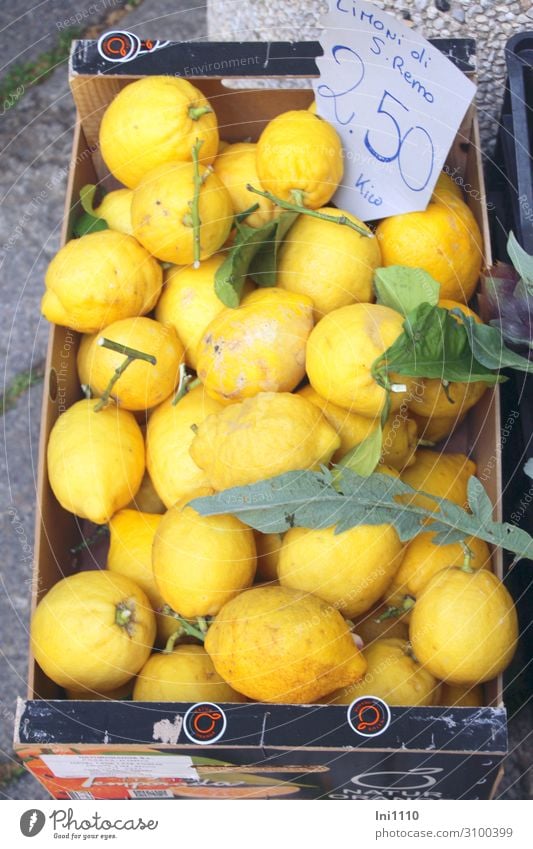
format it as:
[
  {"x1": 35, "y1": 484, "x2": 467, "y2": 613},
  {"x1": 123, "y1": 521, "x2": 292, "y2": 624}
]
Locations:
[{"x1": 313, "y1": 0, "x2": 476, "y2": 220}]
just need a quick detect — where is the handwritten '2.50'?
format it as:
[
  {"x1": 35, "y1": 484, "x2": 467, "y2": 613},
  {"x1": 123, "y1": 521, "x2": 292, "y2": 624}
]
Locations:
[{"x1": 317, "y1": 44, "x2": 435, "y2": 194}]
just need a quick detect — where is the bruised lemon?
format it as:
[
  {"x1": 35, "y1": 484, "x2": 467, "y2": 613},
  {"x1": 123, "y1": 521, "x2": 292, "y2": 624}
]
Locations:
[
  {"x1": 385, "y1": 531, "x2": 491, "y2": 613},
  {"x1": 329, "y1": 638, "x2": 438, "y2": 706},
  {"x1": 146, "y1": 386, "x2": 224, "y2": 509},
  {"x1": 214, "y1": 142, "x2": 276, "y2": 228},
  {"x1": 133, "y1": 645, "x2": 245, "y2": 702},
  {"x1": 156, "y1": 258, "x2": 227, "y2": 369},
  {"x1": 306, "y1": 303, "x2": 409, "y2": 418},
  {"x1": 400, "y1": 449, "x2": 476, "y2": 511},
  {"x1": 107, "y1": 509, "x2": 176, "y2": 647},
  {"x1": 94, "y1": 189, "x2": 133, "y2": 235},
  {"x1": 47, "y1": 399, "x2": 145, "y2": 524},
  {"x1": 152, "y1": 488, "x2": 257, "y2": 618},
  {"x1": 278, "y1": 523, "x2": 403, "y2": 618},
  {"x1": 196, "y1": 289, "x2": 314, "y2": 403},
  {"x1": 190, "y1": 392, "x2": 340, "y2": 490},
  {"x1": 132, "y1": 160, "x2": 233, "y2": 265},
  {"x1": 78, "y1": 317, "x2": 184, "y2": 411},
  {"x1": 376, "y1": 195, "x2": 483, "y2": 303},
  {"x1": 31, "y1": 571, "x2": 155, "y2": 691},
  {"x1": 99, "y1": 76, "x2": 219, "y2": 188},
  {"x1": 277, "y1": 209, "x2": 380, "y2": 317},
  {"x1": 42, "y1": 231, "x2": 162, "y2": 333},
  {"x1": 205, "y1": 585, "x2": 366, "y2": 703},
  {"x1": 256, "y1": 110, "x2": 343, "y2": 209},
  {"x1": 410, "y1": 567, "x2": 518, "y2": 684}
]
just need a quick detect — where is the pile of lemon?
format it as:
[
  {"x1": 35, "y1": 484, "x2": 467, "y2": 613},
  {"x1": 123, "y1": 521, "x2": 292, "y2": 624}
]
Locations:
[{"x1": 32, "y1": 76, "x2": 517, "y2": 709}]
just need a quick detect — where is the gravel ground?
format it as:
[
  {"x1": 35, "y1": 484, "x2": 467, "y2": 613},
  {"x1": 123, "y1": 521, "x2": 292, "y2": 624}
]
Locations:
[{"x1": 0, "y1": 0, "x2": 530, "y2": 801}]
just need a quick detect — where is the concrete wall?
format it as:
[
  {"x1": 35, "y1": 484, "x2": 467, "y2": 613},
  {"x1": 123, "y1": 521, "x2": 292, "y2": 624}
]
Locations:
[{"x1": 207, "y1": 0, "x2": 533, "y2": 148}]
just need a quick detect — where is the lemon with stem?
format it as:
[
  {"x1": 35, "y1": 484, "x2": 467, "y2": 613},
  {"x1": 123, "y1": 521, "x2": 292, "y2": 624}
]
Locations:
[{"x1": 99, "y1": 76, "x2": 219, "y2": 188}]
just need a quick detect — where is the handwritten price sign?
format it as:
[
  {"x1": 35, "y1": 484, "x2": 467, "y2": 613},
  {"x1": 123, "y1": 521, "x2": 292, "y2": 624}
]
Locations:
[{"x1": 313, "y1": 1, "x2": 476, "y2": 220}]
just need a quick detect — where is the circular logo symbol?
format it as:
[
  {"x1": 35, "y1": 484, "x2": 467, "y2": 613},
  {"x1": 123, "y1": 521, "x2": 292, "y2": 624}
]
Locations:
[
  {"x1": 347, "y1": 696, "x2": 391, "y2": 737},
  {"x1": 183, "y1": 702, "x2": 227, "y2": 745},
  {"x1": 97, "y1": 31, "x2": 141, "y2": 63},
  {"x1": 20, "y1": 809, "x2": 46, "y2": 837}
]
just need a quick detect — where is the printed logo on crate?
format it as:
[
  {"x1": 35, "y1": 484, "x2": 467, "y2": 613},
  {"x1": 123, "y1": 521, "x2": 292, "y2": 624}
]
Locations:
[
  {"x1": 182, "y1": 702, "x2": 227, "y2": 745},
  {"x1": 97, "y1": 31, "x2": 169, "y2": 63},
  {"x1": 346, "y1": 696, "x2": 391, "y2": 737}
]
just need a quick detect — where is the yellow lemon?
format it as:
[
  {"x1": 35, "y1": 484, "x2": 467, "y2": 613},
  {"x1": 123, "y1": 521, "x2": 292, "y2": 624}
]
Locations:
[
  {"x1": 146, "y1": 386, "x2": 224, "y2": 509},
  {"x1": 410, "y1": 567, "x2": 518, "y2": 684},
  {"x1": 278, "y1": 523, "x2": 403, "y2": 618},
  {"x1": 99, "y1": 76, "x2": 219, "y2": 188},
  {"x1": 437, "y1": 683, "x2": 484, "y2": 707},
  {"x1": 380, "y1": 415, "x2": 418, "y2": 471},
  {"x1": 190, "y1": 391, "x2": 340, "y2": 490},
  {"x1": 152, "y1": 488, "x2": 257, "y2": 617},
  {"x1": 95, "y1": 189, "x2": 133, "y2": 235},
  {"x1": 410, "y1": 411, "x2": 466, "y2": 445},
  {"x1": 31, "y1": 571, "x2": 156, "y2": 690},
  {"x1": 214, "y1": 142, "x2": 277, "y2": 228},
  {"x1": 385, "y1": 531, "x2": 491, "y2": 612},
  {"x1": 256, "y1": 110, "x2": 343, "y2": 208},
  {"x1": 155, "y1": 257, "x2": 227, "y2": 369},
  {"x1": 66, "y1": 679, "x2": 134, "y2": 700},
  {"x1": 131, "y1": 160, "x2": 233, "y2": 265},
  {"x1": 78, "y1": 317, "x2": 184, "y2": 411},
  {"x1": 353, "y1": 604, "x2": 410, "y2": 646},
  {"x1": 133, "y1": 645, "x2": 246, "y2": 702},
  {"x1": 196, "y1": 289, "x2": 314, "y2": 402},
  {"x1": 431, "y1": 170, "x2": 463, "y2": 203},
  {"x1": 205, "y1": 585, "x2": 366, "y2": 703},
  {"x1": 127, "y1": 470, "x2": 165, "y2": 514},
  {"x1": 400, "y1": 449, "x2": 476, "y2": 511},
  {"x1": 47, "y1": 399, "x2": 145, "y2": 524},
  {"x1": 296, "y1": 384, "x2": 376, "y2": 462},
  {"x1": 306, "y1": 303, "x2": 409, "y2": 418},
  {"x1": 42, "y1": 231, "x2": 162, "y2": 333},
  {"x1": 107, "y1": 509, "x2": 176, "y2": 647},
  {"x1": 329, "y1": 638, "x2": 438, "y2": 706},
  {"x1": 375, "y1": 195, "x2": 483, "y2": 303},
  {"x1": 276, "y1": 209, "x2": 380, "y2": 317},
  {"x1": 254, "y1": 531, "x2": 283, "y2": 583},
  {"x1": 308, "y1": 100, "x2": 317, "y2": 114}
]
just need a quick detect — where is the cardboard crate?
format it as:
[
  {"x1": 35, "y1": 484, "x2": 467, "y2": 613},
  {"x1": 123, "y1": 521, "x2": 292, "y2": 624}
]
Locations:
[{"x1": 15, "y1": 38, "x2": 507, "y2": 801}]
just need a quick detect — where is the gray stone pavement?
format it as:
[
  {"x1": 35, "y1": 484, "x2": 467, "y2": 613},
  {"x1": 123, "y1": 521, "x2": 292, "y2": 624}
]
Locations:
[{"x1": 0, "y1": 0, "x2": 530, "y2": 801}]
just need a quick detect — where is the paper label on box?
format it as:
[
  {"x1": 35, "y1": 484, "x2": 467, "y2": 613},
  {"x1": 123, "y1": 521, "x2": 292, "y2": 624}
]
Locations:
[
  {"x1": 313, "y1": 0, "x2": 476, "y2": 220},
  {"x1": 41, "y1": 754, "x2": 199, "y2": 780}
]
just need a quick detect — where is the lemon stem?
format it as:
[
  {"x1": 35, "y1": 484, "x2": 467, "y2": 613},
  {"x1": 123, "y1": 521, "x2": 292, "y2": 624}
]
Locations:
[
  {"x1": 245, "y1": 184, "x2": 373, "y2": 237},
  {"x1": 190, "y1": 138, "x2": 204, "y2": 269},
  {"x1": 164, "y1": 629, "x2": 184, "y2": 653},
  {"x1": 460, "y1": 542, "x2": 475, "y2": 573},
  {"x1": 160, "y1": 605, "x2": 208, "y2": 642},
  {"x1": 172, "y1": 364, "x2": 201, "y2": 405},
  {"x1": 115, "y1": 601, "x2": 136, "y2": 636},
  {"x1": 376, "y1": 596, "x2": 416, "y2": 622},
  {"x1": 235, "y1": 202, "x2": 260, "y2": 225},
  {"x1": 188, "y1": 105, "x2": 212, "y2": 120},
  {"x1": 93, "y1": 338, "x2": 157, "y2": 412},
  {"x1": 70, "y1": 524, "x2": 108, "y2": 555}
]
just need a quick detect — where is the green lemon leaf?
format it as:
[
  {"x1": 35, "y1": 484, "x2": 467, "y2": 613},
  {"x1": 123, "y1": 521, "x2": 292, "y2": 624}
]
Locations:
[
  {"x1": 335, "y1": 423, "x2": 382, "y2": 477},
  {"x1": 507, "y1": 231, "x2": 533, "y2": 290},
  {"x1": 214, "y1": 219, "x2": 278, "y2": 308},
  {"x1": 372, "y1": 303, "x2": 502, "y2": 387},
  {"x1": 460, "y1": 313, "x2": 533, "y2": 374},
  {"x1": 188, "y1": 468, "x2": 533, "y2": 561},
  {"x1": 374, "y1": 266, "x2": 440, "y2": 316},
  {"x1": 249, "y1": 210, "x2": 299, "y2": 287},
  {"x1": 72, "y1": 212, "x2": 107, "y2": 237}
]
